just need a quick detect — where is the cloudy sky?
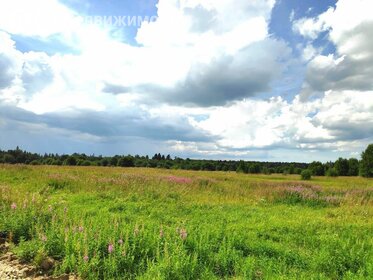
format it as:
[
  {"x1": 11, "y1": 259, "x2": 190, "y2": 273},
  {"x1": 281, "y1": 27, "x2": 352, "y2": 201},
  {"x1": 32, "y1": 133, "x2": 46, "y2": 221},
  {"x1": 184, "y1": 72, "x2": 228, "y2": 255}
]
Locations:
[{"x1": 0, "y1": 0, "x2": 372, "y2": 162}]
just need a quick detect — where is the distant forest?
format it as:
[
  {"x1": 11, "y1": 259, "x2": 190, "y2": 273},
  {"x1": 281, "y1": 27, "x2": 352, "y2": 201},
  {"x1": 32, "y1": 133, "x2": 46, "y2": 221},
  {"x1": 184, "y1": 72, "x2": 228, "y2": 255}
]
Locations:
[{"x1": 1, "y1": 146, "x2": 371, "y2": 177}]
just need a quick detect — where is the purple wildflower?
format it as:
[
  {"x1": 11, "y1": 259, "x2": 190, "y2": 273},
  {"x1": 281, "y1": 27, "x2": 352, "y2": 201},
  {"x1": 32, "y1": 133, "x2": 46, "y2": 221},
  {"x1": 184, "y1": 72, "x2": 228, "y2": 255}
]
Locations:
[
  {"x1": 165, "y1": 176, "x2": 193, "y2": 184},
  {"x1": 108, "y1": 243, "x2": 114, "y2": 254}
]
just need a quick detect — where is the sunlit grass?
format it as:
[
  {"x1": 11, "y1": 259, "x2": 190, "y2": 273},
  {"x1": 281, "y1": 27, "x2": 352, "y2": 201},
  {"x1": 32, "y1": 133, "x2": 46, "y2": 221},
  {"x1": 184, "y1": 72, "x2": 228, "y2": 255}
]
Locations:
[{"x1": 1, "y1": 164, "x2": 373, "y2": 279}]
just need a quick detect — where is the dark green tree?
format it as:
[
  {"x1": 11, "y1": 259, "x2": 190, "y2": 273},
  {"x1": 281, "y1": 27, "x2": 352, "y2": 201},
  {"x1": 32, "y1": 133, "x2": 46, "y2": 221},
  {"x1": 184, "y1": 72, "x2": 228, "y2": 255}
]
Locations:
[
  {"x1": 248, "y1": 163, "x2": 260, "y2": 174},
  {"x1": 309, "y1": 161, "x2": 325, "y2": 176},
  {"x1": 334, "y1": 157, "x2": 349, "y2": 176},
  {"x1": 360, "y1": 144, "x2": 373, "y2": 178},
  {"x1": 236, "y1": 161, "x2": 248, "y2": 174},
  {"x1": 64, "y1": 156, "x2": 77, "y2": 166},
  {"x1": 118, "y1": 156, "x2": 135, "y2": 167},
  {"x1": 347, "y1": 158, "x2": 359, "y2": 176}
]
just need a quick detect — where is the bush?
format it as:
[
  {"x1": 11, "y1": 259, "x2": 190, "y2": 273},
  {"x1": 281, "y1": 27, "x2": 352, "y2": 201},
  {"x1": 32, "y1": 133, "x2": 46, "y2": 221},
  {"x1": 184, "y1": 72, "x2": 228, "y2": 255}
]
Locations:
[
  {"x1": 15, "y1": 239, "x2": 42, "y2": 262},
  {"x1": 64, "y1": 156, "x2": 77, "y2": 166},
  {"x1": 326, "y1": 168, "x2": 338, "y2": 177},
  {"x1": 118, "y1": 156, "x2": 135, "y2": 167},
  {"x1": 300, "y1": 170, "x2": 312, "y2": 180}
]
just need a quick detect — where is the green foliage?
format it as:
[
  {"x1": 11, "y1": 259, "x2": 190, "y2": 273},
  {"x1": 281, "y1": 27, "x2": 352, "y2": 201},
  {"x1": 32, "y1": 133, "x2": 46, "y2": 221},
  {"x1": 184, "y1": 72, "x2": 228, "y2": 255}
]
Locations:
[
  {"x1": 64, "y1": 156, "x2": 77, "y2": 166},
  {"x1": 0, "y1": 147, "x2": 311, "y2": 175},
  {"x1": 326, "y1": 167, "x2": 338, "y2": 177},
  {"x1": 249, "y1": 163, "x2": 261, "y2": 174},
  {"x1": 14, "y1": 239, "x2": 42, "y2": 262},
  {"x1": 360, "y1": 144, "x2": 373, "y2": 177},
  {"x1": 117, "y1": 156, "x2": 135, "y2": 167},
  {"x1": 309, "y1": 161, "x2": 325, "y2": 176},
  {"x1": 348, "y1": 158, "x2": 359, "y2": 176},
  {"x1": 300, "y1": 169, "x2": 312, "y2": 180},
  {"x1": 1, "y1": 166, "x2": 373, "y2": 279},
  {"x1": 335, "y1": 157, "x2": 349, "y2": 176},
  {"x1": 236, "y1": 161, "x2": 248, "y2": 174}
]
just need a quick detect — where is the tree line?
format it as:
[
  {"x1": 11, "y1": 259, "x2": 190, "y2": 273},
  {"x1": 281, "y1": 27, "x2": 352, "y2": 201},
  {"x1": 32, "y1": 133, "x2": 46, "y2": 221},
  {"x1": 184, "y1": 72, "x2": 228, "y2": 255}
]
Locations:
[{"x1": 0, "y1": 144, "x2": 372, "y2": 177}]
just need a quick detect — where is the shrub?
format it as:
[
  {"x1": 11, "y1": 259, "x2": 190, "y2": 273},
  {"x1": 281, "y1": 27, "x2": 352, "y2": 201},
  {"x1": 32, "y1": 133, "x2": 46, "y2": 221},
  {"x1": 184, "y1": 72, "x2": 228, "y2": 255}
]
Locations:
[
  {"x1": 64, "y1": 156, "x2": 77, "y2": 166},
  {"x1": 15, "y1": 239, "x2": 42, "y2": 262},
  {"x1": 326, "y1": 168, "x2": 338, "y2": 177},
  {"x1": 118, "y1": 156, "x2": 135, "y2": 167},
  {"x1": 300, "y1": 170, "x2": 312, "y2": 180}
]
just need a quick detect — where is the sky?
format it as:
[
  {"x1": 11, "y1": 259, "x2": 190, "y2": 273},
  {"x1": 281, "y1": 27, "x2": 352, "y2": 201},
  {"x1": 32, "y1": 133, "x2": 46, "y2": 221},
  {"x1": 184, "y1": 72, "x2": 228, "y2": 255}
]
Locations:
[{"x1": 0, "y1": 0, "x2": 372, "y2": 162}]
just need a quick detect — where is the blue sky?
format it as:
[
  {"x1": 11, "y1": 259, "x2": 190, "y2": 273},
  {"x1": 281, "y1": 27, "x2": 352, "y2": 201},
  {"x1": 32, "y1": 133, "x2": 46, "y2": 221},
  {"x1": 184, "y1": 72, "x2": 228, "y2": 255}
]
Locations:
[{"x1": 0, "y1": 0, "x2": 372, "y2": 162}]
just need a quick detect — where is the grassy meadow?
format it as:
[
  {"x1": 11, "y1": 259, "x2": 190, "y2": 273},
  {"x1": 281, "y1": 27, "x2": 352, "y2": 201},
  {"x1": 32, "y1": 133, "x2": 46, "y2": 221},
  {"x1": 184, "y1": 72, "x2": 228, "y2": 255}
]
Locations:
[{"x1": 0, "y1": 164, "x2": 373, "y2": 279}]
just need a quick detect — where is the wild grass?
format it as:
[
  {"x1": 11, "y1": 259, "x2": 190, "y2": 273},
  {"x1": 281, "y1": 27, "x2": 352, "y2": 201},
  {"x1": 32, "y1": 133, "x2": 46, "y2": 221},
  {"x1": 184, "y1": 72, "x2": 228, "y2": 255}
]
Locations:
[{"x1": 0, "y1": 164, "x2": 373, "y2": 279}]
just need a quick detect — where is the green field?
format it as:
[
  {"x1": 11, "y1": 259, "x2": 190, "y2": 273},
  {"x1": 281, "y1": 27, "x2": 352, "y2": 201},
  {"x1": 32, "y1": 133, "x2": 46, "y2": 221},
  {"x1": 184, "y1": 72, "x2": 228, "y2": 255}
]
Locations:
[{"x1": 0, "y1": 165, "x2": 373, "y2": 279}]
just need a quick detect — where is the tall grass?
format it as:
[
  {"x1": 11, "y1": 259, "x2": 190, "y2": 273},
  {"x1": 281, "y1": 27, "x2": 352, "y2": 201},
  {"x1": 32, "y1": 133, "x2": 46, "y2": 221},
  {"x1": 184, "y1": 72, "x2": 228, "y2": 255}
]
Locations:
[{"x1": 0, "y1": 165, "x2": 373, "y2": 279}]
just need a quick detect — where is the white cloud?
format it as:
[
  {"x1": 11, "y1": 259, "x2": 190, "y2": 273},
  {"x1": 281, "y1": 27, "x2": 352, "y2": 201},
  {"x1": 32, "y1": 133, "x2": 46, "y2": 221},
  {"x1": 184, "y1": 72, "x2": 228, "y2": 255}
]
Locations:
[
  {"x1": 292, "y1": 16, "x2": 328, "y2": 40},
  {"x1": 0, "y1": 0, "x2": 285, "y2": 111},
  {"x1": 0, "y1": 31, "x2": 23, "y2": 89},
  {"x1": 187, "y1": 90, "x2": 371, "y2": 154},
  {"x1": 0, "y1": 0, "x2": 372, "y2": 160},
  {"x1": 0, "y1": 0, "x2": 77, "y2": 38},
  {"x1": 293, "y1": 0, "x2": 373, "y2": 102},
  {"x1": 300, "y1": 43, "x2": 320, "y2": 61}
]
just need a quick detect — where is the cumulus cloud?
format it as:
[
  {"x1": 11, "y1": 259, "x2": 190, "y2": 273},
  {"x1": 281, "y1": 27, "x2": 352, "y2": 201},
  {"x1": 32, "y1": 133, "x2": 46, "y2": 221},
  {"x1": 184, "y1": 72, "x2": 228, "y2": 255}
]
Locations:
[
  {"x1": 21, "y1": 52, "x2": 54, "y2": 94},
  {"x1": 138, "y1": 39, "x2": 290, "y2": 106},
  {"x1": 0, "y1": 32, "x2": 22, "y2": 89},
  {"x1": 294, "y1": 0, "x2": 373, "y2": 94},
  {"x1": 191, "y1": 90, "x2": 373, "y2": 154},
  {"x1": 1, "y1": 0, "x2": 286, "y2": 108},
  {"x1": 0, "y1": 32, "x2": 56, "y2": 105},
  {"x1": 0, "y1": 0, "x2": 372, "y2": 161}
]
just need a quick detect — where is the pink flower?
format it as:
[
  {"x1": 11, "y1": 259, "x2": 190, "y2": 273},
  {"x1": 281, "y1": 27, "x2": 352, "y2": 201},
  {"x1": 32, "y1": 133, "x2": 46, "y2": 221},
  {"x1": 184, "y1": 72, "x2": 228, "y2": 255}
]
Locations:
[
  {"x1": 108, "y1": 244, "x2": 114, "y2": 254},
  {"x1": 165, "y1": 176, "x2": 193, "y2": 184},
  {"x1": 83, "y1": 255, "x2": 89, "y2": 262},
  {"x1": 179, "y1": 228, "x2": 187, "y2": 240},
  {"x1": 11, "y1": 203, "x2": 17, "y2": 210},
  {"x1": 78, "y1": 226, "x2": 84, "y2": 232}
]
